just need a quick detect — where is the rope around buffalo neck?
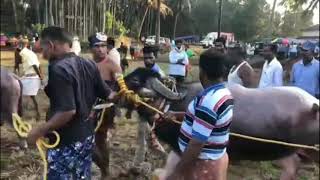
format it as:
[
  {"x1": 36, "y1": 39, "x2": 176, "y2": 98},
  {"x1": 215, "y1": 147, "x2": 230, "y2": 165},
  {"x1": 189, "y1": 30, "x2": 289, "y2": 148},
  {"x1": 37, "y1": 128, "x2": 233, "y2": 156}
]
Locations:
[
  {"x1": 115, "y1": 74, "x2": 320, "y2": 152},
  {"x1": 12, "y1": 113, "x2": 60, "y2": 180}
]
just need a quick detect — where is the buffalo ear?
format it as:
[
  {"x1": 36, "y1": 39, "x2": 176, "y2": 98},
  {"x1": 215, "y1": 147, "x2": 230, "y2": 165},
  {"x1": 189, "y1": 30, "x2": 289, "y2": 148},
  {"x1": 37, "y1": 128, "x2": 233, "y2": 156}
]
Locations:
[{"x1": 311, "y1": 103, "x2": 319, "y2": 113}]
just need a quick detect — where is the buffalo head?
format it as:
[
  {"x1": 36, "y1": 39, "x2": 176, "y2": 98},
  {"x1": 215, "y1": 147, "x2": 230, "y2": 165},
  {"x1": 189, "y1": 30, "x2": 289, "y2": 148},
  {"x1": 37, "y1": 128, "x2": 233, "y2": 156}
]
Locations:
[{"x1": 124, "y1": 68, "x2": 185, "y2": 101}]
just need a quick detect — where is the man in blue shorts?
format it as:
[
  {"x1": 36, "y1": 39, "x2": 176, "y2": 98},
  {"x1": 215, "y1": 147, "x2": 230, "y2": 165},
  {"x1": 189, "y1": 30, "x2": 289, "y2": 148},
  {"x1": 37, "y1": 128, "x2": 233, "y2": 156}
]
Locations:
[{"x1": 27, "y1": 27, "x2": 116, "y2": 179}]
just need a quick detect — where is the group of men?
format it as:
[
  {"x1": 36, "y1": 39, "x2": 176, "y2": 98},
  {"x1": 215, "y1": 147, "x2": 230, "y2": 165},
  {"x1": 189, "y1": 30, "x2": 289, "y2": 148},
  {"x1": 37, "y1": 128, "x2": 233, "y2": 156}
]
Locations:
[
  {"x1": 13, "y1": 38, "x2": 43, "y2": 121},
  {"x1": 17, "y1": 26, "x2": 232, "y2": 179},
  {"x1": 228, "y1": 42, "x2": 319, "y2": 99},
  {"x1": 15, "y1": 25, "x2": 318, "y2": 180},
  {"x1": 23, "y1": 27, "x2": 120, "y2": 179}
]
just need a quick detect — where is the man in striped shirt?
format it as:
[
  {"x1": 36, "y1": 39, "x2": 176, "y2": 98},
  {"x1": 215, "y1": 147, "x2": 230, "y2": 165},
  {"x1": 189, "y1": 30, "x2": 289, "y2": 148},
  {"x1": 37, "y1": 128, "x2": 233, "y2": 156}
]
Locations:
[{"x1": 167, "y1": 49, "x2": 233, "y2": 180}]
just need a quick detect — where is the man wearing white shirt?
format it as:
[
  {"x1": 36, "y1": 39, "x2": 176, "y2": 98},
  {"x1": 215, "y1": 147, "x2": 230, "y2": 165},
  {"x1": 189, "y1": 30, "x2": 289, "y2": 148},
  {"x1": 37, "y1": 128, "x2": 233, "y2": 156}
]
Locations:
[
  {"x1": 168, "y1": 40, "x2": 189, "y2": 83},
  {"x1": 258, "y1": 44, "x2": 283, "y2": 88},
  {"x1": 106, "y1": 37, "x2": 121, "y2": 66},
  {"x1": 20, "y1": 46, "x2": 43, "y2": 120}
]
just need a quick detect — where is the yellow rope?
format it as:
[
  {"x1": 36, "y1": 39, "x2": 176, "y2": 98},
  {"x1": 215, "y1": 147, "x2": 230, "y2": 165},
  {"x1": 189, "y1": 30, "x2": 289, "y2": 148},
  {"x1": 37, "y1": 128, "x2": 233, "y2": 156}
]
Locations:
[
  {"x1": 115, "y1": 74, "x2": 320, "y2": 152},
  {"x1": 12, "y1": 113, "x2": 60, "y2": 180},
  {"x1": 230, "y1": 132, "x2": 319, "y2": 151}
]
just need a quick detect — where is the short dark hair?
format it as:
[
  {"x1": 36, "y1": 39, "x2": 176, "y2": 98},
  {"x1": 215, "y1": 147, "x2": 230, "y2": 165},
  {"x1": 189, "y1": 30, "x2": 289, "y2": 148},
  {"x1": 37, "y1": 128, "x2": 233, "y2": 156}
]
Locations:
[
  {"x1": 40, "y1": 26, "x2": 73, "y2": 46},
  {"x1": 267, "y1": 43, "x2": 278, "y2": 54},
  {"x1": 143, "y1": 45, "x2": 158, "y2": 54},
  {"x1": 199, "y1": 49, "x2": 228, "y2": 80},
  {"x1": 228, "y1": 47, "x2": 246, "y2": 59},
  {"x1": 175, "y1": 39, "x2": 183, "y2": 44},
  {"x1": 107, "y1": 37, "x2": 115, "y2": 47},
  {"x1": 215, "y1": 37, "x2": 226, "y2": 48}
]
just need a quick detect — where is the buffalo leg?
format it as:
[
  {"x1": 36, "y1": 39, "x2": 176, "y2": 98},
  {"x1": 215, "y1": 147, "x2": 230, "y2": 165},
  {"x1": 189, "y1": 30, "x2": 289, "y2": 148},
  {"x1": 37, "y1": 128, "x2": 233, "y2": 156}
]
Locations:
[
  {"x1": 276, "y1": 153, "x2": 301, "y2": 180},
  {"x1": 134, "y1": 120, "x2": 148, "y2": 165},
  {"x1": 30, "y1": 96, "x2": 40, "y2": 121},
  {"x1": 93, "y1": 131, "x2": 110, "y2": 179}
]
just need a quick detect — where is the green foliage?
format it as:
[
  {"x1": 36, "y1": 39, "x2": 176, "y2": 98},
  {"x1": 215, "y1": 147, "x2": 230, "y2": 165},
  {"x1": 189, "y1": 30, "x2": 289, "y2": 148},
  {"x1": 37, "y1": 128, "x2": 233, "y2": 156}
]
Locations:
[
  {"x1": 280, "y1": 6, "x2": 313, "y2": 37},
  {"x1": 31, "y1": 23, "x2": 46, "y2": 34},
  {"x1": 280, "y1": 0, "x2": 319, "y2": 12},
  {"x1": 105, "y1": 11, "x2": 129, "y2": 37},
  {"x1": 162, "y1": 0, "x2": 315, "y2": 41}
]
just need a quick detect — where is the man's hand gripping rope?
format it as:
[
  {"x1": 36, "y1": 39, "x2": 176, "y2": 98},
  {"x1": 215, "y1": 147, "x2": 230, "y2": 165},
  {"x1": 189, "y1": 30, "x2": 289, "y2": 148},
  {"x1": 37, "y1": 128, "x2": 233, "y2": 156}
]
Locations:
[{"x1": 12, "y1": 113, "x2": 60, "y2": 180}]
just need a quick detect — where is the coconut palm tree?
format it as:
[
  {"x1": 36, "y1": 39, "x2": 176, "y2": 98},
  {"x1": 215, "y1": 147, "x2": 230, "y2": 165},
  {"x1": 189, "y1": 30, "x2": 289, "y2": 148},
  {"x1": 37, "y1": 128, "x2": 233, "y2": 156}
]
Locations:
[
  {"x1": 138, "y1": 0, "x2": 172, "y2": 39},
  {"x1": 171, "y1": 0, "x2": 191, "y2": 39}
]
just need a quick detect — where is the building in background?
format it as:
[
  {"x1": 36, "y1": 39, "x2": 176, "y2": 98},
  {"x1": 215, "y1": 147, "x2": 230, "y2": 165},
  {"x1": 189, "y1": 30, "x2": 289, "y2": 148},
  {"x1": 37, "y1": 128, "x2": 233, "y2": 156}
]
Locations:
[{"x1": 298, "y1": 24, "x2": 319, "y2": 40}]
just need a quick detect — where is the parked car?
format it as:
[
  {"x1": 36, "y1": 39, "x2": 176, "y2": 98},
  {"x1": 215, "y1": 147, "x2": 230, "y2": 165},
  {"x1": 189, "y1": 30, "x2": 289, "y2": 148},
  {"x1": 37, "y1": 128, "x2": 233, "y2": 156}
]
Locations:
[
  {"x1": 254, "y1": 42, "x2": 265, "y2": 55},
  {"x1": 145, "y1": 36, "x2": 167, "y2": 45}
]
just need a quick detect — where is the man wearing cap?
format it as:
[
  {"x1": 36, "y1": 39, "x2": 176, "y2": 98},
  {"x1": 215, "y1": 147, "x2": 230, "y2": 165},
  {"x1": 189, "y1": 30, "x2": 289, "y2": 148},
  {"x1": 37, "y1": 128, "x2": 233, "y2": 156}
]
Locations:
[
  {"x1": 88, "y1": 33, "x2": 122, "y2": 177},
  {"x1": 290, "y1": 41, "x2": 319, "y2": 99},
  {"x1": 19, "y1": 45, "x2": 43, "y2": 120},
  {"x1": 88, "y1": 33, "x2": 122, "y2": 90}
]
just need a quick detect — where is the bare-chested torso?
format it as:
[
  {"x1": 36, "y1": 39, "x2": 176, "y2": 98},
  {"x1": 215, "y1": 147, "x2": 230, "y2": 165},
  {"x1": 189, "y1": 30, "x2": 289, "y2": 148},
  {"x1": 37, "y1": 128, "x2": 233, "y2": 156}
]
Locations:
[
  {"x1": 95, "y1": 57, "x2": 122, "y2": 90},
  {"x1": 96, "y1": 59, "x2": 115, "y2": 81}
]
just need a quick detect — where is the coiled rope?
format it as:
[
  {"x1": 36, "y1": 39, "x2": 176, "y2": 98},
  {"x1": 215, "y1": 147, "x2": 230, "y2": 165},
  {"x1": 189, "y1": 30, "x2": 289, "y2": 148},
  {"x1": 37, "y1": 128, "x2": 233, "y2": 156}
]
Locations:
[
  {"x1": 115, "y1": 74, "x2": 320, "y2": 152},
  {"x1": 12, "y1": 113, "x2": 60, "y2": 180}
]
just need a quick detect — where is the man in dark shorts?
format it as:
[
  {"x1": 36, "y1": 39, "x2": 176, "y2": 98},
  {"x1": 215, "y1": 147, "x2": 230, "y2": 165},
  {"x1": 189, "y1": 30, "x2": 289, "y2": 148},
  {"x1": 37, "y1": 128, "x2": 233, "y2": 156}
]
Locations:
[
  {"x1": 27, "y1": 27, "x2": 116, "y2": 179},
  {"x1": 88, "y1": 32, "x2": 122, "y2": 177}
]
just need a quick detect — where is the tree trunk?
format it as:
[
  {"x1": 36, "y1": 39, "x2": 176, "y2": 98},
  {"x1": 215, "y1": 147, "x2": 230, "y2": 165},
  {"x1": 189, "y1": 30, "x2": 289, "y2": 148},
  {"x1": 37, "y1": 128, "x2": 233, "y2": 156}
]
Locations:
[
  {"x1": 147, "y1": 8, "x2": 152, "y2": 36},
  {"x1": 44, "y1": 0, "x2": 48, "y2": 26},
  {"x1": 155, "y1": 0, "x2": 161, "y2": 46},
  {"x1": 59, "y1": 0, "x2": 64, "y2": 27},
  {"x1": 35, "y1": 0, "x2": 41, "y2": 24},
  {"x1": 74, "y1": 0, "x2": 78, "y2": 35},
  {"x1": 173, "y1": 12, "x2": 180, "y2": 39},
  {"x1": 68, "y1": 0, "x2": 71, "y2": 32},
  {"x1": 83, "y1": 0, "x2": 86, "y2": 41},
  {"x1": 11, "y1": 0, "x2": 19, "y2": 32},
  {"x1": 217, "y1": 0, "x2": 223, "y2": 38},
  {"x1": 112, "y1": 0, "x2": 117, "y2": 36},
  {"x1": 102, "y1": 0, "x2": 106, "y2": 33},
  {"x1": 90, "y1": 0, "x2": 94, "y2": 35},
  {"x1": 49, "y1": 0, "x2": 54, "y2": 25},
  {"x1": 138, "y1": 7, "x2": 149, "y2": 39},
  {"x1": 269, "y1": 0, "x2": 277, "y2": 36},
  {"x1": 55, "y1": 0, "x2": 58, "y2": 26}
]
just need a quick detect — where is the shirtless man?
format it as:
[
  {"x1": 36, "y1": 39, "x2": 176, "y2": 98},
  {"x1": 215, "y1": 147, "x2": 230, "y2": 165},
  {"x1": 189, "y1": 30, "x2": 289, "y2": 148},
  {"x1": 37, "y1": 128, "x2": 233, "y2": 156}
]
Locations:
[
  {"x1": 89, "y1": 33, "x2": 122, "y2": 90},
  {"x1": 88, "y1": 32, "x2": 122, "y2": 178},
  {"x1": 227, "y1": 47, "x2": 255, "y2": 87}
]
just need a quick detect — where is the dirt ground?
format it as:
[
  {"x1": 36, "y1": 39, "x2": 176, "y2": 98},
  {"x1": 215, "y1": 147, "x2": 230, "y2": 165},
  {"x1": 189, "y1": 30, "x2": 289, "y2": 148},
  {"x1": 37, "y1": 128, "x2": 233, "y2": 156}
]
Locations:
[{"x1": 0, "y1": 50, "x2": 319, "y2": 180}]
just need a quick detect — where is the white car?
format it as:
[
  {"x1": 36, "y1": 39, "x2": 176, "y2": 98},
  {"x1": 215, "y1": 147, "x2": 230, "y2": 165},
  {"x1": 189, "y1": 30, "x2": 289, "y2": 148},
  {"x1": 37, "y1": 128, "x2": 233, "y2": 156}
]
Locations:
[{"x1": 146, "y1": 36, "x2": 166, "y2": 45}]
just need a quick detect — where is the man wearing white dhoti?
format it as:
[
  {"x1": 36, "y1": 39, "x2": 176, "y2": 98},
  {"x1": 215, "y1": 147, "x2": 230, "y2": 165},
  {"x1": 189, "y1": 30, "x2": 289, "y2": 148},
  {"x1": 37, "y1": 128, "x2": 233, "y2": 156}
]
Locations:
[{"x1": 20, "y1": 47, "x2": 43, "y2": 120}]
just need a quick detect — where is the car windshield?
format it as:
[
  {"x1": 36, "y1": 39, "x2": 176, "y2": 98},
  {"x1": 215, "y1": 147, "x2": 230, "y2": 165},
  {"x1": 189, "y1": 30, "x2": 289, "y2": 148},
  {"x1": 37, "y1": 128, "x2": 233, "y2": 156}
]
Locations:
[{"x1": 147, "y1": 36, "x2": 155, "y2": 40}]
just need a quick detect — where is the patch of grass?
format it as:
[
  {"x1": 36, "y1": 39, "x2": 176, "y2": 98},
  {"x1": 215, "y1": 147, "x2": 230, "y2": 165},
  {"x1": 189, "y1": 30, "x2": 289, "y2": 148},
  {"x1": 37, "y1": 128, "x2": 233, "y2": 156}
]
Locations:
[{"x1": 259, "y1": 161, "x2": 280, "y2": 180}]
